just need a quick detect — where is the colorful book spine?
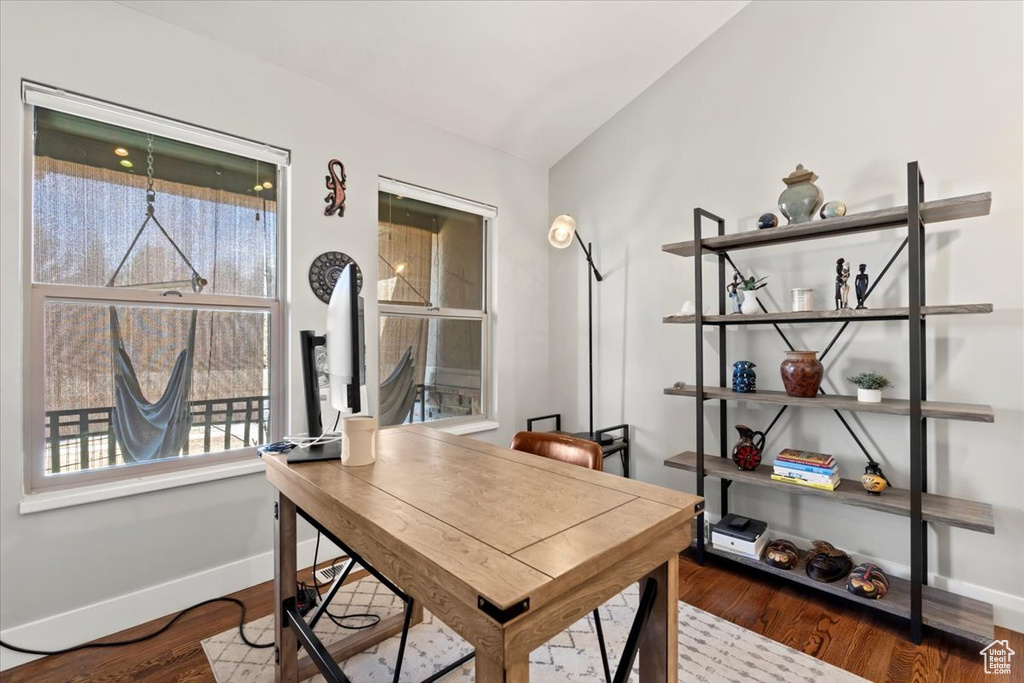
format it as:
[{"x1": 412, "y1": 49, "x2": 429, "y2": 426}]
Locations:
[
  {"x1": 771, "y1": 474, "x2": 841, "y2": 491},
  {"x1": 776, "y1": 448, "x2": 835, "y2": 467},
  {"x1": 773, "y1": 460, "x2": 836, "y2": 476},
  {"x1": 773, "y1": 467, "x2": 838, "y2": 484}
]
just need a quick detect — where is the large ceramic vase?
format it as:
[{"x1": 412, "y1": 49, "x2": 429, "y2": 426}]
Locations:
[
  {"x1": 778, "y1": 164, "x2": 823, "y2": 224},
  {"x1": 780, "y1": 350, "x2": 824, "y2": 397}
]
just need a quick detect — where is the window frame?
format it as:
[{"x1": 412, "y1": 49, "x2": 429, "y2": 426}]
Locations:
[
  {"x1": 21, "y1": 82, "x2": 290, "y2": 494},
  {"x1": 377, "y1": 177, "x2": 495, "y2": 431}
]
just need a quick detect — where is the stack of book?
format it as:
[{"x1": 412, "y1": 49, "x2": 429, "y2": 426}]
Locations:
[{"x1": 771, "y1": 449, "x2": 840, "y2": 491}]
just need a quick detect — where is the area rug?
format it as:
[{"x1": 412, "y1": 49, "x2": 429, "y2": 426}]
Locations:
[{"x1": 202, "y1": 575, "x2": 865, "y2": 682}]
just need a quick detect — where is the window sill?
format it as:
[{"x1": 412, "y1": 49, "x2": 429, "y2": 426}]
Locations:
[
  {"x1": 19, "y1": 458, "x2": 266, "y2": 514},
  {"x1": 438, "y1": 419, "x2": 500, "y2": 436}
]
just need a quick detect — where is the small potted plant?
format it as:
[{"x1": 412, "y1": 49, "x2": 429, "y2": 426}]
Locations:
[
  {"x1": 739, "y1": 276, "x2": 768, "y2": 314},
  {"x1": 847, "y1": 372, "x2": 893, "y2": 403}
]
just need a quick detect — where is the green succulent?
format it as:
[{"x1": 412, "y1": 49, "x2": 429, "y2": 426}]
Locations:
[
  {"x1": 738, "y1": 276, "x2": 768, "y2": 291},
  {"x1": 847, "y1": 372, "x2": 894, "y2": 391}
]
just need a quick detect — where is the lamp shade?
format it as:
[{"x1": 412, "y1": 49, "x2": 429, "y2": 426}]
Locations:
[{"x1": 548, "y1": 214, "x2": 577, "y2": 249}]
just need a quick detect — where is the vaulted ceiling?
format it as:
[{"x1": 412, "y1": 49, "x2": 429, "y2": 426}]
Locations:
[{"x1": 117, "y1": 1, "x2": 748, "y2": 167}]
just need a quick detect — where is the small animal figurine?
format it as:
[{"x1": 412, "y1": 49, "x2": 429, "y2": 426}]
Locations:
[
  {"x1": 764, "y1": 539, "x2": 801, "y2": 570},
  {"x1": 847, "y1": 563, "x2": 889, "y2": 599},
  {"x1": 861, "y1": 462, "x2": 889, "y2": 495},
  {"x1": 731, "y1": 424, "x2": 765, "y2": 471},
  {"x1": 324, "y1": 159, "x2": 347, "y2": 217},
  {"x1": 732, "y1": 360, "x2": 757, "y2": 393},
  {"x1": 757, "y1": 212, "x2": 778, "y2": 229},
  {"x1": 855, "y1": 264, "x2": 869, "y2": 309}
]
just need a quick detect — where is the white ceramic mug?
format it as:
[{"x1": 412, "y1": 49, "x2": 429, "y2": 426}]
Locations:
[{"x1": 341, "y1": 416, "x2": 378, "y2": 466}]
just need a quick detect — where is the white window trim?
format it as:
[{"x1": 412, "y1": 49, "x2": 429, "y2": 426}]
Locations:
[
  {"x1": 377, "y1": 178, "x2": 497, "y2": 431},
  {"x1": 22, "y1": 83, "x2": 290, "y2": 499},
  {"x1": 19, "y1": 459, "x2": 267, "y2": 515}
]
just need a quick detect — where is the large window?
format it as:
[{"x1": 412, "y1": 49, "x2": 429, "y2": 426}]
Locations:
[
  {"x1": 24, "y1": 83, "x2": 288, "y2": 492},
  {"x1": 377, "y1": 179, "x2": 493, "y2": 428}
]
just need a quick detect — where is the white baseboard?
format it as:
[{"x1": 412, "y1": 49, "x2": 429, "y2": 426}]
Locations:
[
  {"x1": 699, "y1": 515, "x2": 1024, "y2": 633},
  {"x1": 0, "y1": 536, "x2": 343, "y2": 672}
]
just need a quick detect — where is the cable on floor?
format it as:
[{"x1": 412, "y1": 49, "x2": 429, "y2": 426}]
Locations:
[{"x1": 0, "y1": 596, "x2": 273, "y2": 656}]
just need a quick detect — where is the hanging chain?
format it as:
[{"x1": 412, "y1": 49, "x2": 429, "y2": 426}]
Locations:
[{"x1": 145, "y1": 134, "x2": 156, "y2": 215}]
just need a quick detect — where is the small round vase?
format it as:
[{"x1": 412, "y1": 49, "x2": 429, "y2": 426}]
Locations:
[
  {"x1": 778, "y1": 164, "x2": 823, "y2": 224},
  {"x1": 780, "y1": 350, "x2": 824, "y2": 397},
  {"x1": 740, "y1": 294, "x2": 760, "y2": 315}
]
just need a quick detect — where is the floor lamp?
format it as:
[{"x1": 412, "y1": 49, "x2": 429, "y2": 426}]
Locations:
[{"x1": 548, "y1": 214, "x2": 609, "y2": 443}]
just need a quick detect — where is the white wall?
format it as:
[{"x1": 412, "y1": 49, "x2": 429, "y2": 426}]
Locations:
[
  {"x1": 0, "y1": 0, "x2": 549, "y2": 668},
  {"x1": 549, "y1": 1, "x2": 1023, "y2": 628}
]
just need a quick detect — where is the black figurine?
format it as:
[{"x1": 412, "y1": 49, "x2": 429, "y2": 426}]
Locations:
[
  {"x1": 834, "y1": 258, "x2": 851, "y2": 310},
  {"x1": 855, "y1": 264, "x2": 869, "y2": 309}
]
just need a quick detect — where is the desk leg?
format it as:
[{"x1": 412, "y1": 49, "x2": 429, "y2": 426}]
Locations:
[
  {"x1": 639, "y1": 554, "x2": 678, "y2": 683},
  {"x1": 275, "y1": 492, "x2": 298, "y2": 683},
  {"x1": 475, "y1": 649, "x2": 528, "y2": 683}
]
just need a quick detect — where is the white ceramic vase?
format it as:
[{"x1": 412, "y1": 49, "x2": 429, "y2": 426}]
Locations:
[
  {"x1": 740, "y1": 294, "x2": 760, "y2": 315},
  {"x1": 857, "y1": 388, "x2": 882, "y2": 403}
]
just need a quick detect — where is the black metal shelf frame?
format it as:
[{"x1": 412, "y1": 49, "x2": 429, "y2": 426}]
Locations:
[{"x1": 688, "y1": 162, "x2": 941, "y2": 644}]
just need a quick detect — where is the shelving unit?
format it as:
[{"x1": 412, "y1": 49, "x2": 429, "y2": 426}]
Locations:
[
  {"x1": 691, "y1": 521, "x2": 994, "y2": 644},
  {"x1": 662, "y1": 386, "x2": 994, "y2": 423},
  {"x1": 662, "y1": 162, "x2": 995, "y2": 644}
]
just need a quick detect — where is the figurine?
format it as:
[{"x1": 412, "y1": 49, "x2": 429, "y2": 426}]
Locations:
[
  {"x1": 855, "y1": 264, "x2": 869, "y2": 309},
  {"x1": 835, "y1": 258, "x2": 851, "y2": 310},
  {"x1": 732, "y1": 361, "x2": 757, "y2": 393},
  {"x1": 757, "y1": 212, "x2": 778, "y2": 229},
  {"x1": 727, "y1": 274, "x2": 743, "y2": 314},
  {"x1": 731, "y1": 424, "x2": 765, "y2": 471}
]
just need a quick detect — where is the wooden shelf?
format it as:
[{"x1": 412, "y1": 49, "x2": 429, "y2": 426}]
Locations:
[
  {"x1": 665, "y1": 451, "x2": 994, "y2": 533},
  {"x1": 692, "y1": 535, "x2": 994, "y2": 644},
  {"x1": 664, "y1": 303, "x2": 992, "y2": 325},
  {"x1": 662, "y1": 192, "x2": 991, "y2": 257},
  {"x1": 663, "y1": 385, "x2": 994, "y2": 423}
]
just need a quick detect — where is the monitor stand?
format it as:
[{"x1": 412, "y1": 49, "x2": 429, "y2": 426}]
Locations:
[
  {"x1": 288, "y1": 329, "x2": 343, "y2": 464},
  {"x1": 287, "y1": 439, "x2": 342, "y2": 464}
]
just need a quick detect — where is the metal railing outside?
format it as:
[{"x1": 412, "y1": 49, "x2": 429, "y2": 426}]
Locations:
[{"x1": 44, "y1": 395, "x2": 270, "y2": 475}]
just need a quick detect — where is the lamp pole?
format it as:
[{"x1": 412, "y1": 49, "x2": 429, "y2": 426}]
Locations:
[{"x1": 574, "y1": 231, "x2": 603, "y2": 438}]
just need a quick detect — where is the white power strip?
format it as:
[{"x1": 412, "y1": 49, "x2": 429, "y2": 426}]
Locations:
[{"x1": 315, "y1": 559, "x2": 355, "y2": 585}]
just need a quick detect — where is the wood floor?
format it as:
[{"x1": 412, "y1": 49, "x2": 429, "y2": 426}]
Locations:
[{"x1": 3, "y1": 551, "x2": 1019, "y2": 683}]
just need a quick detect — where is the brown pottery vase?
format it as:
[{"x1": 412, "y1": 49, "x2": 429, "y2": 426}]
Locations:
[{"x1": 780, "y1": 350, "x2": 823, "y2": 397}]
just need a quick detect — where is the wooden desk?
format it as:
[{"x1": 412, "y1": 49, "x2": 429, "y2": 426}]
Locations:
[{"x1": 265, "y1": 425, "x2": 701, "y2": 682}]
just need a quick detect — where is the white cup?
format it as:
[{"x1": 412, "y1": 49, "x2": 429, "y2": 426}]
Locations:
[{"x1": 341, "y1": 416, "x2": 378, "y2": 466}]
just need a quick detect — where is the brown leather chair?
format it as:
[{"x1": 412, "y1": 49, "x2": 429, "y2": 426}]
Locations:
[
  {"x1": 510, "y1": 431, "x2": 604, "y2": 472},
  {"x1": 509, "y1": 430, "x2": 612, "y2": 683}
]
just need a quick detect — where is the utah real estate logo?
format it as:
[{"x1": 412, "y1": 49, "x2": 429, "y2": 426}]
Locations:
[{"x1": 980, "y1": 639, "x2": 1015, "y2": 675}]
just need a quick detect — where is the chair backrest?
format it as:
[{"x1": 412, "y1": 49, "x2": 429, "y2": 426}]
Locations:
[{"x1": 510, "y1": 431, "x2": 603, "y2": 472}]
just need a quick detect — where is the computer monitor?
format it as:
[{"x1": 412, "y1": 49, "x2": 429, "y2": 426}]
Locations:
[{"x1": 291, "y1": 264, "x2": 365, "y2": 463}]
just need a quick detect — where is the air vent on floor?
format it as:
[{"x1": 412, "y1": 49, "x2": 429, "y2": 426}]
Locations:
[{"x1": 315, "y1": 560, "x2": 354, "y2": 585}]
